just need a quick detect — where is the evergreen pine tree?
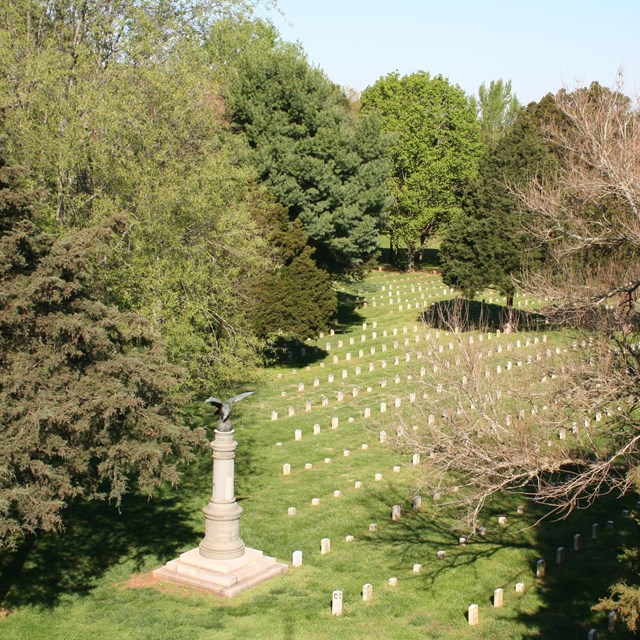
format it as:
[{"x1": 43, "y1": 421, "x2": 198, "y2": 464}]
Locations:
[{"x1": 0, "y1": 155, "x2": 204, "y2": 547}]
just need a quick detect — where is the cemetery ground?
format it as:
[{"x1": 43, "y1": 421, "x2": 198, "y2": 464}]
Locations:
[{"x1": 1, "y1": 270, "x2": 638, "y2": 639}]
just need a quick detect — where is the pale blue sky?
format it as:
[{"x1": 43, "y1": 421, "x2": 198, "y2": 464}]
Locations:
[{"x1": 263, "y1": 0, "x2": 640, "y2": 104}]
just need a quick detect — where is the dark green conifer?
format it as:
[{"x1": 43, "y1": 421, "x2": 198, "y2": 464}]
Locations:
[{"x1": 0, "y1": 155, "x2": 204, "y2": 547}]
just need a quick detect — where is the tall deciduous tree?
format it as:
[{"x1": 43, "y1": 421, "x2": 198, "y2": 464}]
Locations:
[
  {"x1": 0, "y1": 155, "x2": 205, "y2": 547},
  {"x1": 0, "y1": 1, "x2": 276, "y2": 390},
  {"x1": 217, "y1": 21, "x2": 391, "y2": 274},
  {"x1": 477, "y1": 79, "x2": 521, "y2": 149},
  {"x1": 361, "y1": 72, "x2": 482, "y2": 271}
]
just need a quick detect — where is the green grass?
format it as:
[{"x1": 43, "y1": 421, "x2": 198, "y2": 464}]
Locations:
[{"x1": 0, "y1": 271, "x2": 637, "y2": 639}]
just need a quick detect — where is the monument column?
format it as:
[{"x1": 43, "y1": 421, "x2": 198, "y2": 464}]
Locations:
[
  {"x1": 153, "y1": 391, "x2": 287, "y2": 597},
  {"x1": 199, "y1": 429, "x2": 245, "y2": 560}
]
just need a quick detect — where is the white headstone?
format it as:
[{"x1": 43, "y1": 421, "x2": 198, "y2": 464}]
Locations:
[
  {"x1": 332, "y1": 590, "x2": 343, "y2": 616},
  {"x1": 321, "y1": 538, "x2": 331, "y2": 554},
  {"x1": 293, "y1": 550, "x2": 302, "y2": 567}
]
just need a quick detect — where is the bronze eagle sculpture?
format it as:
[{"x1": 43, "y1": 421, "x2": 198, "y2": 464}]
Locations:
[{"x1": 205, "y1": 391, "x2": 254, "y2": 432}]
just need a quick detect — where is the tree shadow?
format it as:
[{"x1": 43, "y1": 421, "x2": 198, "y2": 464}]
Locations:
[
  {"x1": 355, "y1": 485, "x2": 530, "y2": 587},
  {"x1": 420, "y1": 298, "x2": 547, "y2": 332},
  {"x1": 357, "y1": 483, "x2": 639, "y2": 637},
  {"x1": 262, "y1": 336, "x2": 328, "y2": 367},
  {"x1": 514, "y1": 496, "x2": 639, "y2": 639},
  {"x1": 0, "y1": 402, "x2": 263, "y2": 612},
  {"x1": 334, "y1": 291, "x2": 365, "y2": 332},
  {"x1": 0, "y1": 489, "x2": 199, "y2": 610}
]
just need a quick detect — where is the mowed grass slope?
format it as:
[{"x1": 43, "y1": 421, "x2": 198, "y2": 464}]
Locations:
[{"x1": 0, "y1": 270, "x2": 637, "y2": 640}]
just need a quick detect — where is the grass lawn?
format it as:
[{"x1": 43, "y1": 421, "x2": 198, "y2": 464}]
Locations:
[{"x1": 0, "y1": 270, "x2": 637, "y2": 639}]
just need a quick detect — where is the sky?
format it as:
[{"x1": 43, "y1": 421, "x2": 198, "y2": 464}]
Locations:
[{"x1": 263, "y1": 0, "x2": 640, "y2": 105}]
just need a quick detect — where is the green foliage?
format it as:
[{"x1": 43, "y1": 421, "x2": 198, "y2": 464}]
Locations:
[
  {"x1": 250, "y1": 205, "x2": 337, "y2": 338},
  {"x1": 0, "y1": 1, "x2": 277, "y2": 391},
  {"x1": 440, "y1": 100, "x2": 556, "y2": 300},
  {"x1": 217, "y1": 21, "x2": 391, "y2": 274},
  {"x1": 361, "y1": 71, "x2": 482, "y2": 270},
  {"x1": 597, "y1": 584, "x2": 640, "y2": 631},
  {"x1": 0, "y1": 160, "x2": 205, "y2": 546},
  {"x1": 477, "y1": 79, "x2": 521, "y2": 149}
]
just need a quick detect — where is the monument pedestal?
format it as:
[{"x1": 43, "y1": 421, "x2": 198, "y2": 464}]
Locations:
[{"x1": 153, "y1": 547, "x2": 288, "y2": 597}]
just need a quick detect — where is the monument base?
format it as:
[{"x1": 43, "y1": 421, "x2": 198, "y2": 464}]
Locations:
[{"x1": 153, "y1": 547, "x2": 288, "y2": 598}]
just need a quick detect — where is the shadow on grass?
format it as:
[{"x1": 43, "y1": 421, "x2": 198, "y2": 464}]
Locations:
[
  {"x1": 0, "y1": 491, "x2": 199, "y2": 610},
  {"x1": 357, "y1": 484, "x2": 530, "y2": 588},
  {"x1": 262, "y1": 336, "x2": 328, "y2": 368},
  {"x1": 420, "y1": 298, "x2": 547, "y2": 332},
  {"x1": 334, "y1": 291, "x2": 365, "y2": 332},
  {"x1": 0, "y1": 403, "x2": 263, "y2": 612},
  {"x1": 360, "y1": 483, "x2": 638, "y2": 637},
  {"x1": 515, "y1": 497, "x2": 639, "y2": 639}
]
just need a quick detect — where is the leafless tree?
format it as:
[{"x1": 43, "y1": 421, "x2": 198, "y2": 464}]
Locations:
[{"x1": 400, "y1": 77, "x2": 639, "y2": 533}]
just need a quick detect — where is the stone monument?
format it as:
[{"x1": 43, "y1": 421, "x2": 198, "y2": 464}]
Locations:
[{"x1": 153, "y1": 393, "x2": 288, "y2": 596}]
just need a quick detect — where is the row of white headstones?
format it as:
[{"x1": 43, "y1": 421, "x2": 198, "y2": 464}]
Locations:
[
  {"x1": 273, "y1": 333, "x2": 606, "y2": 446},
  {"x1": 272, "y1": 276, "x2": 616, "y2": 632}
]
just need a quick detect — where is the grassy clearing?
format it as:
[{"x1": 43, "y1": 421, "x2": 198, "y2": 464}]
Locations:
[{"x1": 0, "y1": 270, "x2": 637, "y2": 639}]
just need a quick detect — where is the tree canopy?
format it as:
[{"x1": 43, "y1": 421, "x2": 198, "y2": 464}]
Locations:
[
  {"x1": 477, "y1": 79, "x2": 521, "y2": 149},
  {"x1": 440, "y1": 97, "x2": 556, "y2": 305},
  {"x1": 361, "y1": 71, "x2": 482, "y2": 270},
  {"x1": 218, "y1": 22, "x2": 391, "y2": 274},
  {"x1": 249, "y1": 202, "x2": 338, "y2": 339},
  {"x1": 0, "y1": 0, "x2": 281, "y2": 391}
]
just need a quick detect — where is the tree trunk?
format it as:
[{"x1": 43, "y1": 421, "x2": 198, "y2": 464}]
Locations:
[
  {"x1": 389, "y1": 232, "x2": 395, "y2": 266},
  {"x1": 406, "y1": 242, "x2": 416, "y2": 272}
]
